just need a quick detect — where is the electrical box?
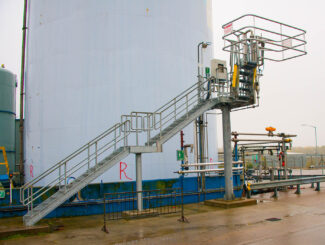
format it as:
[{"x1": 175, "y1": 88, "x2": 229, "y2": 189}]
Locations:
[{"x1": 211, "y1": 59, "x2": 227, "y2": 80}]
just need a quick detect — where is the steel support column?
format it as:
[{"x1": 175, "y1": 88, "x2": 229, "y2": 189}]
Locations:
[
  {"x1": 136, "y1": 153, "x2": 143, "y2": 211},
  {"x1": 222, "y1": 106, "x2": 234, "y2": 200},
  {"x1": 295, "y1": 184, "x2": 301, "y2": 194}
]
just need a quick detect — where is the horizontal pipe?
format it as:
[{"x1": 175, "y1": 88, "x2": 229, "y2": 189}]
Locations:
[
  {"x1": 233, "y1": 139, "x2": 289, "y2": 142},
  {"x1": 232, "y1": 132, "x2": 297, "y2": 137},
  {"x1": 251, "y1": 176, "x2": 325, "y2": 190},
  {"x1": 237, "y1": 142, "x2": 282, "y2": 146},
  {"x1": 181, "y1": 161, "x2": 243, "y2": 167},
  {"x1": 176, "y1": 167, "x2": 243, "y2": 174}
]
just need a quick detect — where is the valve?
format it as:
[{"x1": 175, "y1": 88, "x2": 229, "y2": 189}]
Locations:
[{"x1": 265, "y1": 126, "x2": 276, "y2": 132}]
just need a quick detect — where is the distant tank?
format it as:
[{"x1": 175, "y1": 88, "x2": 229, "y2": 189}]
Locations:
[
  {"x1": 0, "y1": 67, "x2": 16, "y2": 175},
  {"x1": 24, "y1": 0, "x2": 217, "y2": 184}
]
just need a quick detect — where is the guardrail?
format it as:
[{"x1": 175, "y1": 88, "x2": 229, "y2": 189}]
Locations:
[
  {"x1": 222, "y1": 14, "x2": 307, "y2": 62},
  {"x1": 20, "y1": 77, "x2": 223, "y2": 212},
  {"x1": 102, "y1": 188, "x2": 181, "y2": 233},
  {"x1": 247, "y1": 176, "x2": 325, "y2": 198}
]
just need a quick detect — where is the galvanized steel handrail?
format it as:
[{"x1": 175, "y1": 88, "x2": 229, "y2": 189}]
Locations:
[
  {"x1": 20, "y1": 78, "x2": 223, "y2": 210},
  {"x1": 20, "y1": 120, "x2": 131, "y2": 207},
  {"x1": 150, "y1": 79, "x2": 214, "y2": 138},
  {"x1": 222, "y1": 14, "x2": 307, "y2": 62},
  {"x1": 222, "y1": 14, "x2": 306, "y2": 33}
]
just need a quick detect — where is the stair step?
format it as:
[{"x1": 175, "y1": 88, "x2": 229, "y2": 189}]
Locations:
[
  {"x1": 242, "y1": 62, "x2": 257, "y2": 69},
  {"x1": 239, "y1": 79, "x2": 251, "y2": 84},
  {"x1": 238, "y1": 95, "x2": 250, "y2": 100},
  {"x1": 239, "y1": 70, "x2": 250, "y2": 76},
  {"x1": 239, "y1": 87, "x2": 251, "y2": 92}
]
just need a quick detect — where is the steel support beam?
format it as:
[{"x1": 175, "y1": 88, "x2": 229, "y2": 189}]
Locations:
[
  {"x1": 222, "y1": 106, "x2": 234, "y2": 200},
  {"x1": 136, "y1": 153, "x2": 143, "y2": 211}
]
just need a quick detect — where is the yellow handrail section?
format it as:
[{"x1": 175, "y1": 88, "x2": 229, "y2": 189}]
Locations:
[
  {"x1": 232, "y1": 64, "x2": 239, "y2": 88},
  {"x1": 0, "y1": 147, "x2": 9, "y2": 176}
]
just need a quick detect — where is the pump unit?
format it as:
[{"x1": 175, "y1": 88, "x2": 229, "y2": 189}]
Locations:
[{"x1": 211, "y1": 59, "x2": 227, "y2": 81}]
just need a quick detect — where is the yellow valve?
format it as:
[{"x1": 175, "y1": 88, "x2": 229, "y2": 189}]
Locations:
[
  {"x1": 265, "y1": 126, "x2": 276, "y2": 132},
  {"x1": 284, "y1": 138, "x2": 292, "y2": 143},
  {"x1": 247, "y1": 182, "x2": 251, "y2": 191}
]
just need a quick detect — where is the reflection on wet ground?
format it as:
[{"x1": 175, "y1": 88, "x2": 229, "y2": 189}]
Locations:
[{"x1": 2, "y1": 176, "x2": 325, "y2": 244}]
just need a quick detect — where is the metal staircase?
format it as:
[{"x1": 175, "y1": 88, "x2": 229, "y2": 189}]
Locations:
[
  {"x1": 21, "y1": 14, "x2": 307, "y2": 227},
  {"x1": 22, "y1": 147, "x2": 129, "y2": 226},
  {"x1": 20, "y1": 78, "x2": 228, "y2": 226}
]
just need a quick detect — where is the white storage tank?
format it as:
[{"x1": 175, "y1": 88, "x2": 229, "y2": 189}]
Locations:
[{"x1": 24, "y1": 0, "x2": 217, "y2": 184}]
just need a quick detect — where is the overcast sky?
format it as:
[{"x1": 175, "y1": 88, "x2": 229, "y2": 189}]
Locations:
[{"x1": 1, "y1": 0, "x2": 324, "y2": 147}]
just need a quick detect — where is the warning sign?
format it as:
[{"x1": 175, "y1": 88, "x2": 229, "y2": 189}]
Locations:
[
  {"x1": 282, "y1": 38, "x2": 292, "y2": 48},
  {"x1": 223, "y1": 23, "x2": 233, "y2": 35}
]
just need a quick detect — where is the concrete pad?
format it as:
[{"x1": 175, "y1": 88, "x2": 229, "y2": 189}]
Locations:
[
  {"x1": 2, "y1": 183, "x2": 325, "y2": 244},
  {"x1": 204, "y1": 198, "x2": 257, "y2": 208}
]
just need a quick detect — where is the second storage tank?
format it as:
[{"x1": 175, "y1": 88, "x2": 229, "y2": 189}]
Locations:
[{"x1": 0, "y1": 67, "x2": 16, "y2": 175}]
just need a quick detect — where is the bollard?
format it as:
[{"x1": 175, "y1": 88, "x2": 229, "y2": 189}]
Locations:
[
  {"x1": 247, "y1": 190, "x2": 251, "y2": 199},
  {"x1": 315, "y1": 182, "x2": 320, "y2": 191},
  {"x1": 272, "y1": 188, "x2": 278, "y2": 198},
  {"x1": 270, "y1": 169, "x2": 274, "y2": 181},
  {"x1": 311, "y1": 182, "x2": 315, "y2": 188},
  {"x1": 295, "y1": 184, "x2": 301, "y2": 194}
]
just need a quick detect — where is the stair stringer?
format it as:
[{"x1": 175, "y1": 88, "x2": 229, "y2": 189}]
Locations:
[{"x1": 23, "y1": 147, "x2": 130, "y2": 226}]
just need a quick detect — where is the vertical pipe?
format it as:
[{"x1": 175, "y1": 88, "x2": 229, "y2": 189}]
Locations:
[
  {"x1": 222, "y1": 106, "x2": 234, "y2": 200},
  {"x1": 10, "y1": 179, "x2": 12, "y2": 204},
  {"x1": 242, "y1": 150, "x2": 246, "y2": 185},
  {"x1": 234, "y1": 134, "x2": 238, "y2": 161},
  {"x1": 193, "y1": 121, "x2": 200, "y2": 201},
  {"x1": 205, "y1": 113, "x2": 209, "y2": 163},
  {"x1": 180, "y1": 131, "x2": 185, "y2": 219},
  {"x1": 19, "y1": 0, "x2": 28, "y2": 185},
  {"x1": 136, "y1": 153, "x2": 143, "y2": 212},
  {"x1": 193, "y1": 122, "x2": 198, "y2": 164},
  {"x1": 282, "y1": 140, "x2": 287, "y2": 180},
  {"x1": 258, "y1": 151, "x2": 262, "y2": 182},
  {"x1": 199, "y1": 115, "x2": 206, "y2": 192}
]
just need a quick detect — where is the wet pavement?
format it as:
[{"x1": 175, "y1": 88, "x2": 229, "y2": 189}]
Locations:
[{"x1": 1, "y1": 182, "x2": 325, "y2": 244}]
